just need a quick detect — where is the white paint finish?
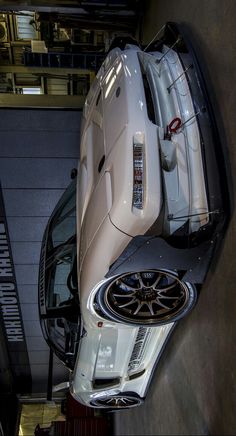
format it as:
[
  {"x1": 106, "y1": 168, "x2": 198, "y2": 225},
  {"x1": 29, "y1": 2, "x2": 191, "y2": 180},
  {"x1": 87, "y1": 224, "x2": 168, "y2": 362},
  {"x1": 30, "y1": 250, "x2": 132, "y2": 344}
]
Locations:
[
  {"x1": 79, "y1": 47, "x2": 163, "y2": 238},
  {"x1": 72, "y1": 322, "x2": 174, "y2": 406},
  {"x1": 79, "y1": 171, "x2": 112, "y2": 266},
  {"x1": 79, "y1": 215, "x2": 131, "y2": 299},
  {"x1": 107, "y1": 122, "x2": 162, "y2": 236},
  {"x1": 70, "y1": 44, "x2": 211, "y2": 407}
]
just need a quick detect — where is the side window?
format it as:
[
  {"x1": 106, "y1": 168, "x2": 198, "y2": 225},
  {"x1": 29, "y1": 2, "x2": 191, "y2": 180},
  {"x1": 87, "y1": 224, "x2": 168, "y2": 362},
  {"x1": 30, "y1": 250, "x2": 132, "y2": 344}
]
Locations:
[
  {"x1": 40, "y1": 180, "x2": 80, "y2": 370},
  {"x1": 49, "y1": 180, "x2": 76, "y2": 249},
  {"x1": 45, "y1": 180, "x2": 77, "y2": 309}
]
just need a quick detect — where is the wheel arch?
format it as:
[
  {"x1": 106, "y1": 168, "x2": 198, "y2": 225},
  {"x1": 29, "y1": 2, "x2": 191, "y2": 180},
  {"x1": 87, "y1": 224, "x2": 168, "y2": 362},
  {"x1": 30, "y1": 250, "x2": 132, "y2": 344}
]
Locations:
[{"x1": 105, "y1": 235, "x2": 217, "y2": 286}]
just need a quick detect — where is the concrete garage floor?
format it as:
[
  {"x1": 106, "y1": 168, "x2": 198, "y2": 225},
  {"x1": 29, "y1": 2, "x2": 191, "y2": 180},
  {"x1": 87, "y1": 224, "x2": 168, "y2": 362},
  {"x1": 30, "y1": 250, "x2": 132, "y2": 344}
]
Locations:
[{"x1": 115, "y1": 1, "x2": 236, "y2": 435}]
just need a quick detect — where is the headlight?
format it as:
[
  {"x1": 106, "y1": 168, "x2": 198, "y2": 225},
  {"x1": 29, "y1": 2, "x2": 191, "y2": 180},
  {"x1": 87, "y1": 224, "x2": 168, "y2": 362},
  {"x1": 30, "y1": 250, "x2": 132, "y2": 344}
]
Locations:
[{"x1": 132, "y1": 133, "x2": 145, "y2": 210}]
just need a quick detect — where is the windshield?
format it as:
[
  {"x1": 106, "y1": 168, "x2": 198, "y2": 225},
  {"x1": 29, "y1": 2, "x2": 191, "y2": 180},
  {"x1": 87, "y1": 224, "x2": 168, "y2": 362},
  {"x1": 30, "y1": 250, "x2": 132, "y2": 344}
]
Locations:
[
  {"x1": 46, "y1": 238, "x2": 77, "y2": 309},
  {"x1": 39, "y1": 180, "x2": 80, "y2": 369}
]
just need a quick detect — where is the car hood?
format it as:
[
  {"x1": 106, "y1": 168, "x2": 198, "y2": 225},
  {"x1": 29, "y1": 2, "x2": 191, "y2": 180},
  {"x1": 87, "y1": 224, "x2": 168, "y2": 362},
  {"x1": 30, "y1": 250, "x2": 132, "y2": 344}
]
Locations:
[{"x1": 77, "y1": 48, "x2": 162, "y2": 271}]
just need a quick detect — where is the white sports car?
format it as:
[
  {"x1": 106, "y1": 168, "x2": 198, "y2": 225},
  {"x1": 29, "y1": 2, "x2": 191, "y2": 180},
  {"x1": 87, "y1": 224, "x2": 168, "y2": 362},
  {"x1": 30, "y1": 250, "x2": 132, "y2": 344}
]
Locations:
[{"x1": 39, "y1": 23, "x2": 227, "y2": 409}]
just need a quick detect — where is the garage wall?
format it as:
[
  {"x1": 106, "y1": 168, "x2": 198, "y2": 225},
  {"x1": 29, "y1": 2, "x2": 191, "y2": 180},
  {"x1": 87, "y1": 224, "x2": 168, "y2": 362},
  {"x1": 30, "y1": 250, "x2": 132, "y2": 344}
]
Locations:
[{"x1": 0, "y1": 108, "x2": 81, "y2": 392}]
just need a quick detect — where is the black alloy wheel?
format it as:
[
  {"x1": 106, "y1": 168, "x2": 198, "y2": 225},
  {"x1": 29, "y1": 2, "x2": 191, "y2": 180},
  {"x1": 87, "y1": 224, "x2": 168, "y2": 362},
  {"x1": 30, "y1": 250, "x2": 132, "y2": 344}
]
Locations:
[
  {"x1": 91, "y1": 394, "x2": 143, "y2": 409},
  {"x1": 97, "y1": 270, "x2": 197, "y2": 326}
]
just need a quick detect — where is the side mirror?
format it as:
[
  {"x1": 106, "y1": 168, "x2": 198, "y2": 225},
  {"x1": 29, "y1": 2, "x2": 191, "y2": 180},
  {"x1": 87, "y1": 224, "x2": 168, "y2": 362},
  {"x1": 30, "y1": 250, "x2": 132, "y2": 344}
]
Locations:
[
  {"x1": 53, "y1": 381, "x2": 70, "y2": 392},
  {"x1": 71, "y1": 168, "x2": 78, "y2": 179}
]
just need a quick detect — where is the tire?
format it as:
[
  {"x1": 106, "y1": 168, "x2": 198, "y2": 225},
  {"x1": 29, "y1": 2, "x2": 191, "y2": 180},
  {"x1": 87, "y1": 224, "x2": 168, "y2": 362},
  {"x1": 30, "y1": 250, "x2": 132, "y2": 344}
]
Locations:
[
  {"x1": 97, "y1": 270, "x2": 197, "y2": 326},
  {"x1": 90, "y1": 393, "x2": 143, "y2": 409}
]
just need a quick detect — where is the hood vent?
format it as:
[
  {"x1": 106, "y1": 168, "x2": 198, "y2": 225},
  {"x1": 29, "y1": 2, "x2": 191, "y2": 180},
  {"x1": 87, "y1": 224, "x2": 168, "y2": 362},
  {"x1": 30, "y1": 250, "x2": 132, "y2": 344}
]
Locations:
[{"x1": 93, "y1": 377, "x2": 120, "y2": 389}]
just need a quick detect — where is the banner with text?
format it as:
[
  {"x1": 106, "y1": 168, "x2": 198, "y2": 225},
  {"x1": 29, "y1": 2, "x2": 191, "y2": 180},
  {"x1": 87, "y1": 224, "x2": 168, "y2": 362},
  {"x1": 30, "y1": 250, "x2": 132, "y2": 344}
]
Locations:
[{"x1": 0, "y1": 186, "x2": 31, "y2": 393}]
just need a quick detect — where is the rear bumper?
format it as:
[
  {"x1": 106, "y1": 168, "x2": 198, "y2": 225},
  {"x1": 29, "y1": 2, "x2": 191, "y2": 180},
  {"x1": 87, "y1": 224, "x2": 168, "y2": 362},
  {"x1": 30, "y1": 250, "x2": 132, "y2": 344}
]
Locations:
[
  {"x1": 106, "y1": 23, "x2": 229, "y2": 285},
  {"x1": 155, "y1": 22, "x2": 229, "y2": 245}
]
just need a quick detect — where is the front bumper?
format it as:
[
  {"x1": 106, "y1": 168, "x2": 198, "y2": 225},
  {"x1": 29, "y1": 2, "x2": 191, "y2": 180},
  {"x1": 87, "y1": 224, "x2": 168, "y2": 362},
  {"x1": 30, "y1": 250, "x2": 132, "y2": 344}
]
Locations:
[{"x1": 71, "y1": 322, "x2": 174, "y2": 407}]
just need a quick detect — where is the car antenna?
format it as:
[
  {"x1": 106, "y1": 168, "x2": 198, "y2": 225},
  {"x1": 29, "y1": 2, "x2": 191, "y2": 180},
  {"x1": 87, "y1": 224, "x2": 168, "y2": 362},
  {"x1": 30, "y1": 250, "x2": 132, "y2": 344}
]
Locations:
[{"x1": 143, "y1": 24, "x2": 166, "y2": 52}]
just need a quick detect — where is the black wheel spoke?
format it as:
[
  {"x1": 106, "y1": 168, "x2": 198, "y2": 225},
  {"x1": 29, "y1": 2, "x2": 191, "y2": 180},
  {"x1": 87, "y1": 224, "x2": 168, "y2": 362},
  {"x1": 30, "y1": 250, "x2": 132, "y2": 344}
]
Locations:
[
  {"x1": 155, "y1": 298, "x2": 173, "y2": 310},
  {"x1": 158, "y1": 282, "x2": 177, "y2": 292},
  {"x1": 158, "y1": 295, "x2": 181, "y2": 300},
  {"x1": 133, "y1": 301, "x2": 145, "y2": 315},
  {"x1": 137, "y1": 273, "x2": 145, "y2": 288},
  {"x1": 118, "y1": 279, "x2": 139, "y2": 291},
  {"x1": 113, "y1": 293, "x2": 135, "y2": 298},
  {"x1": 107, "y1": 399, "x2": 114, "y2": 404},
  {"x1": 152, "y1": 274, "x2": 162, "y2": 289},
  {"x1": 118, "y1": 298, "x2": 136, "y2": 308}
]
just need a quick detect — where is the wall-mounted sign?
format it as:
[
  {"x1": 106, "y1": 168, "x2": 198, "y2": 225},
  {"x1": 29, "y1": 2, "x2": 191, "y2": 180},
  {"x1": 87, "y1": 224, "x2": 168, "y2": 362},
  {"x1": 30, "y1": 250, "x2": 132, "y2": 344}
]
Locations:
[{"x1": 0, "y1": 186, "x2": 31, "y2": 393}]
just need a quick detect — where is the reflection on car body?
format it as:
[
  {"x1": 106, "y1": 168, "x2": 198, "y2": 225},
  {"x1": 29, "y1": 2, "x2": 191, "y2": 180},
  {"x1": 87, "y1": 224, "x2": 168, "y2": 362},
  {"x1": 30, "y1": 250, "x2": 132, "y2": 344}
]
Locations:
[{"x1": 39, "y1": 22, "x2": 228, "y2": 409}]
